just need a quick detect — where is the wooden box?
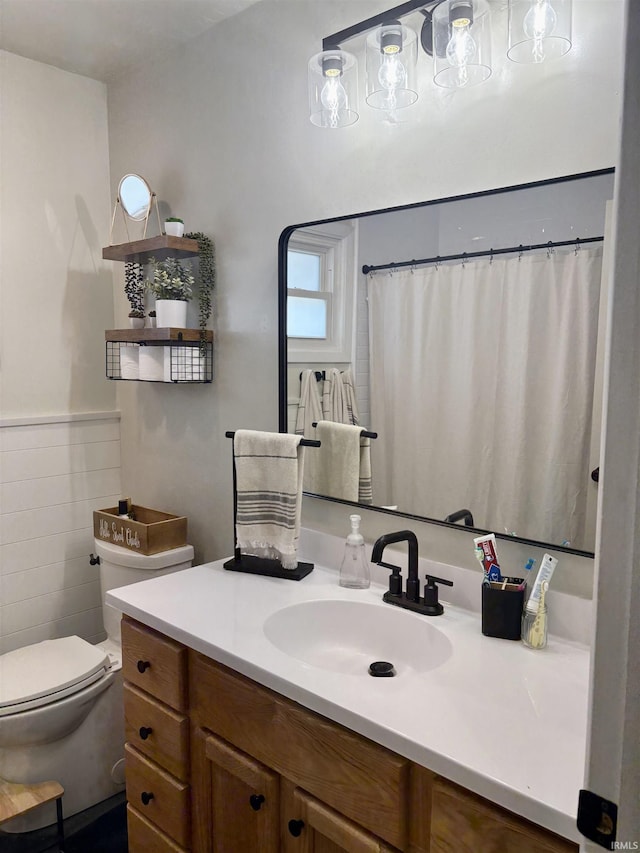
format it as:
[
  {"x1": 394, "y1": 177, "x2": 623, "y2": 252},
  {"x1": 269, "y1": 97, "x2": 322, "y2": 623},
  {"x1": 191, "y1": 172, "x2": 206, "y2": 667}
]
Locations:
[{"x1": 93, "y1": 505, "x2": 187, "y2": 555}]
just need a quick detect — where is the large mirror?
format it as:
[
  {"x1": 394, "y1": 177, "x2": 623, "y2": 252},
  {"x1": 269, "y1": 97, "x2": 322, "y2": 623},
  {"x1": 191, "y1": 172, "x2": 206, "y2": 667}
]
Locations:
[{"x1": 279, "y1": 169, "x2": 615, "y2": 557}]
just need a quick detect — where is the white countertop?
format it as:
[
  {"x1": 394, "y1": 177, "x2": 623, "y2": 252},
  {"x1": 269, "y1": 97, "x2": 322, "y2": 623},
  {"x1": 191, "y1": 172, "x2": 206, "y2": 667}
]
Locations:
[{"x1": 108, "y1": 555, "x2": 589, "y2": 843}]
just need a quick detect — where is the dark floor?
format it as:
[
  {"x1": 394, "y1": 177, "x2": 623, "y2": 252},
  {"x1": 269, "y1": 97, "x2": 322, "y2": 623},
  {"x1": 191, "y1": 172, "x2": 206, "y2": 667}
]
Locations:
[{"x1": 0, "y1": 792, "x2": 127, "y2": 853}]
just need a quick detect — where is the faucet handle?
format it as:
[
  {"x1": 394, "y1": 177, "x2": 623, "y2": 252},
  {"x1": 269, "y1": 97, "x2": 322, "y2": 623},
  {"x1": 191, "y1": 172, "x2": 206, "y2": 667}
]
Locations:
[
  {"x1": 423, "y1": 574, "x2": 454, "y2": 616},
  {"x1": 379, "y1": 560, "x2": 403, "y2": 596}
]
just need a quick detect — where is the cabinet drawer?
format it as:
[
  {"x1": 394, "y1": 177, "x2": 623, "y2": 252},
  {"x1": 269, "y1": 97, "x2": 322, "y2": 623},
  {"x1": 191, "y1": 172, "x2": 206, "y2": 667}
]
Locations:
[
  {"x1": 125, "y1": 743, "x2": 190, "y2": 848},
  {"x1": 124, "y1": 682, "x2": 189, "y2": 781},
  {"x1": 127, "y1": 804, "x2": 188, "y2": 853},
  {"x1": 122, "y1": 617, "x2": 187, "y2": 711},
  {"x1": 190, "y1": 652, "x2": 409, "y2": 850}
]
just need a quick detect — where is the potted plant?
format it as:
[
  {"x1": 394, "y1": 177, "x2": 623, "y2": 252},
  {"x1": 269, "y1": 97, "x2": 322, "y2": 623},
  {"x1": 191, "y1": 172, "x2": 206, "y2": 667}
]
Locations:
[
  {"x1": 146, "y1": 256, "x2": 194, "y2": 328},
  {"x1": 124, "y1": 262, "x2": 145, "y2": 326},
  {"x1": 128, "y1": 308, "x2": 145, "y2": 329},
  {"x1": 145, "y1": 309, "x2": 157, "y2": 329},
  {"x1": 185, "y1": 231, "x2": 216, "y2": 356},
  {"x1": 164, "y1": 216, "x2": 185, "y2": 238}
]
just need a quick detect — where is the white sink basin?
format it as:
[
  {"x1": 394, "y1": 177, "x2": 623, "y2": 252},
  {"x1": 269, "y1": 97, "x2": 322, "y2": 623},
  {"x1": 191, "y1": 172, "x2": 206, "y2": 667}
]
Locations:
[{"x1": 263, "y1": 599, "x2": 453, "y2": 676}]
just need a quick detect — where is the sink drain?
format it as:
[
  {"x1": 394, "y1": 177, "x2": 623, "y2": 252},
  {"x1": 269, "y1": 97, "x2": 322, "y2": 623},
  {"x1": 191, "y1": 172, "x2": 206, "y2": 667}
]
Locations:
[{"x1": 368, "y1": 661, "x2": 396, "y2": 677}]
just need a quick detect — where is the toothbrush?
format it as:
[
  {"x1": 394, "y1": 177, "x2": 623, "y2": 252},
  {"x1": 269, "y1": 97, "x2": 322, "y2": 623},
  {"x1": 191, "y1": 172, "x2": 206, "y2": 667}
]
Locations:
[
  {"x1": 518, "y1": 558, "x2": 536, "y2": 591},
  {"x1": 528, "y1": 581, "x2": 548, "y2": 648}
]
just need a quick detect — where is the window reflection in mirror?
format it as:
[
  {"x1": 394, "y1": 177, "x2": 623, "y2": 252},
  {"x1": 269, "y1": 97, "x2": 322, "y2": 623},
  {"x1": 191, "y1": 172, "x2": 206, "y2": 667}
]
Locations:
[{"x1": 279, "y1": 170, "x2": 615, "y2": 557}]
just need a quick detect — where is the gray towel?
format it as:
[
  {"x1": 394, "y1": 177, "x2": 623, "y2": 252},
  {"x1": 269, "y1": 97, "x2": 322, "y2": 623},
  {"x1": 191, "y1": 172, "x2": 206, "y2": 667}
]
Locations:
[{"x1": 234, "y1": 430, "x2": 304, "y2": 569}]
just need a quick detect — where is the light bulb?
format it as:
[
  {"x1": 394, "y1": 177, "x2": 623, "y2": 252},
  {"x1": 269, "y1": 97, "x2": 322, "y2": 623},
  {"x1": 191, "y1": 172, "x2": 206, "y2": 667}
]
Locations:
[
  {"x1": 523, "y1": 0, "x2": 557, "y2": 61},
  {"x1": 445, "y1": 19, "x2": 477, "y2": 86},
  {"x1": 378, "y1": 54, "x2": 407, "y2": 108},
  {"x1": 320, "y1": 66, "x2": 347, "y2": 128}
]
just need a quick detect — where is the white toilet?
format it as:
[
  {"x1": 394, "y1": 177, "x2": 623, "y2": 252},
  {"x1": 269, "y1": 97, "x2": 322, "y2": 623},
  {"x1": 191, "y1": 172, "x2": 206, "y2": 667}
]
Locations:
[{"x1": 0, "y1": 538, "x2": 193, "y2": 833}]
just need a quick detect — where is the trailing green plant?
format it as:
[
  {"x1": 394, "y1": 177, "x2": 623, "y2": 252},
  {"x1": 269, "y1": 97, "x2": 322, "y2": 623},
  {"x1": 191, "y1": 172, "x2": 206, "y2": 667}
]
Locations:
[
  {"x1": 146, "y1": 256, "x2": 194, "y2": 301},
  {"x1": 124, "y1": 262, "x2": 145, "y2": 314},
  {"x1": 185, "y1": 231, "x2": 216, "y2": 356}
]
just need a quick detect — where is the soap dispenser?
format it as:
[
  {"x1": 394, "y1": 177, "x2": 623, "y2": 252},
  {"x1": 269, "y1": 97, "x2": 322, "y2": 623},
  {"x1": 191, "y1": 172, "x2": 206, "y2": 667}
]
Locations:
[{"x1": 339, "y1": 515, "x2": 371, "y2": 589}]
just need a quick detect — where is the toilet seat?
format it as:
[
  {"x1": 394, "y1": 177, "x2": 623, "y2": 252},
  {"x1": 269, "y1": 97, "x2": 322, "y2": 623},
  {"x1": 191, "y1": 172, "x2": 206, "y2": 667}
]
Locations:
[{"x1": 0, "y1": 636, "x2": 110, "y2": 717}]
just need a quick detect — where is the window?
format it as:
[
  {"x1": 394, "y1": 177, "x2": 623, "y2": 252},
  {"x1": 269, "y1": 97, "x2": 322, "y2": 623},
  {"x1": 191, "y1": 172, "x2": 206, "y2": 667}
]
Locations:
[{"x1": 287, "y1": 221, "x2": 357, "y2": 363}]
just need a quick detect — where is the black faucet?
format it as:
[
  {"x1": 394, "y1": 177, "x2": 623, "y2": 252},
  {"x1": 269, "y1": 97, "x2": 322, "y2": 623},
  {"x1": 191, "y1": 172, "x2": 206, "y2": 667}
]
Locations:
[{"x1": 371, "y1": 530, "x2": 453, "y2": 616}]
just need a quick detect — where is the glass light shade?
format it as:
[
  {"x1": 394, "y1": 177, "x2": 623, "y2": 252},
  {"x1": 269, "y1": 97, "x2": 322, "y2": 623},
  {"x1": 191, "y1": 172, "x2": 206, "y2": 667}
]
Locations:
[
  {"x1": 432, "y1": 0, "x2": 492, "y2": 89},
  {"x1": 308, "y1": 49, "x2": 358, "y2": 128},
  {"x1": 507, "y1": 0, "x2": 572, "y2": 63},
  {"x1": 365, "y1": 22, "x2": 418, "y2": 110}
]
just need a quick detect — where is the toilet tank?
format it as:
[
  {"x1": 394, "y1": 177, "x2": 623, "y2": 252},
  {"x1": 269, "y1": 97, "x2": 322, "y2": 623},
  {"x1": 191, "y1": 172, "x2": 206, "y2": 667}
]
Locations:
[{"x1": 94, "y1": 539, "x2": 194, "y2": 644}]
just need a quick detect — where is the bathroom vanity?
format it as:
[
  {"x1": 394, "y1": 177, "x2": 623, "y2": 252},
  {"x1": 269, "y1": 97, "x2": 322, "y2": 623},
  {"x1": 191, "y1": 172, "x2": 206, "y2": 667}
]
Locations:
[{"x1": 109, "y1": 556, "x2": 589, "y2": 852}]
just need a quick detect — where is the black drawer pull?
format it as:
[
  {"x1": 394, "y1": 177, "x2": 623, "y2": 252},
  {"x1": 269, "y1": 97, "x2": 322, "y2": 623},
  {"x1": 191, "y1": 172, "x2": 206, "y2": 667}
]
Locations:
[
  {"x1": 139, "y1": 726, "x2": 153, "y2": 740},
  {"x1": 137, "y1": 660, "x2": 151, "y2": 673},
  {"x1": 249, "y1": 794, "x2": 265, "y2": 811},
  {"x1": 141, "y1": 791, "x2": 154, "y2": 806},
  {"x1": 288, "y1": 819, "x2": 305, "y2": 837}
]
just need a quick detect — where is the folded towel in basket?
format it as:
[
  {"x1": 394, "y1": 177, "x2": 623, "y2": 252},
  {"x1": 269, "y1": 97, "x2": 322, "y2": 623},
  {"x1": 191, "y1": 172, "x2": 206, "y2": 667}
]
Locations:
[{"x1": 234, "y1": 430, "x2": 305, "y2": 570}]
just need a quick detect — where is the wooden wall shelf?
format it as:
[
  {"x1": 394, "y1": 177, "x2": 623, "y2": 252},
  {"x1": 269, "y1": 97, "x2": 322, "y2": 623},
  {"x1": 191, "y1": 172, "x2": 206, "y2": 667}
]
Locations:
[
  {"x1": 102, "y1": 235, "x2": 199, "y2": 264},
  {"x1": 105, "y1": 328, "x2": 213, "y2": 344}
]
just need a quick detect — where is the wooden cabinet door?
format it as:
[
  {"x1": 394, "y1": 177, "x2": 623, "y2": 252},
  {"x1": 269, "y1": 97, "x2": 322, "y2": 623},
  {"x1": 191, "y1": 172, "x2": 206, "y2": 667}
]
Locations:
[
  {"x1": 430, "y1": 777, "x2": 579, "y2": 853},
  {"x1": 203, "y1": 730, "x2": 280, "y2": 853},
  {"x1": 286, "y1": 787, "x2": 400, "y2": 853}
]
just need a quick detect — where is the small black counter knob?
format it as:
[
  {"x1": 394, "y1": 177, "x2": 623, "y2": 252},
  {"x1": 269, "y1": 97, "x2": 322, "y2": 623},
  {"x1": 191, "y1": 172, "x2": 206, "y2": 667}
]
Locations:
[
  {"x1": 249, "y1": 794, "x2": 265, "y2": 811},
  {"x1": 141, "y1": 791, "x2": 154, "y2": 806},
  {"x1": 139, "y1": 726, "x2": 153, "y2": 740},
  {"x1": 89, "y1": 553, "x2": 100, "y2": 566},
  {"x1": 288, "y1": 819, "x2": 305, "y2": 837},
  {"x1": 137, "y1": 660, "x2": 151, "y2": 673}
]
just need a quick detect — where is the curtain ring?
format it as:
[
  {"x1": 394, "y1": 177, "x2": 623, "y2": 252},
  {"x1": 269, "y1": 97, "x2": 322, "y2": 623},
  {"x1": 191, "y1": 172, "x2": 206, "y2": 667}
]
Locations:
[
  {"x1": 518, "y1": 244, "x2": 524, "y2": 261},
  {"x1": 462, "y1": 251, "x2": 467, "y2": 268},
  {"x1": 489, "y1": 248, "x2": 494, "y2": 265},
  {"x1": 575, "y1": 238, "x2": 581, "y2": 255},
  {"x1": 547, "y1": 240, "x2": 554, "y2": 259},
  {"x1": 435, "y1": 256, "x2": 441, "y2": 270}
]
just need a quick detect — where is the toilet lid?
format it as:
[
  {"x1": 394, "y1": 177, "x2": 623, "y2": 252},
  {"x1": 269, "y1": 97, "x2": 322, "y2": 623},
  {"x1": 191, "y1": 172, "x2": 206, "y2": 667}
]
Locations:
[{"x1": 0, "y1": 636, "x2": 110, "y2": 716}]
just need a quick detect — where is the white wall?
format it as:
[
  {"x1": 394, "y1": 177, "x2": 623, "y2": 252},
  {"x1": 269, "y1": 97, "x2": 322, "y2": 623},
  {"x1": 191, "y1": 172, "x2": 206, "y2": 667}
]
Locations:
[
  {"x1": 106, "y1": 0, "x2": 624, "y2": 593},
  {"x1": 0, "y1": 51, "x2": 115, "y2": 418},
  {"x1": 0, "y1": 53, "x2": 119, "y2": 643}
]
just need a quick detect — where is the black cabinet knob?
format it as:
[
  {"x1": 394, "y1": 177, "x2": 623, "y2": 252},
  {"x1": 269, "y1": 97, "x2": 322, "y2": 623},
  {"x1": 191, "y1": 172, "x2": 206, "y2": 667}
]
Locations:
[
  {"x1": 139, "y1": 726, "x2": 153, "y2": 740},
  {"x1": 141, "y1": 791, "x2": 154, "y2": 806},
  {"x1": 137, "y1": 660, "x2": 151, "y2": 673},
  {"x1": 89, "y1": 553, "x2": 100, "y2": 566},
  {"x1": 288, "y1": 819, "x2": 305, "y2": 837},
  {"x1": 249, "y1": 794, "x2": 265, "y2": 811}
]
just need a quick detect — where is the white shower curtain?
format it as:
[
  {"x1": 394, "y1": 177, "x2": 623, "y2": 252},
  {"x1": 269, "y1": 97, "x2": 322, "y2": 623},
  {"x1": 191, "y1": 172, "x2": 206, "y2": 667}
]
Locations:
[{"x1": 368, "y1": 247, "x2": 602, "y2": 547}]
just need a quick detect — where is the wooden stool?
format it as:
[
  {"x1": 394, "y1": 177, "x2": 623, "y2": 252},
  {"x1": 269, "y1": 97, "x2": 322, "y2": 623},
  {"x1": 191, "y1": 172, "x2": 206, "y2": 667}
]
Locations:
[{"x1": 0, "y1": 778, "x2": 65, "y2": 851}]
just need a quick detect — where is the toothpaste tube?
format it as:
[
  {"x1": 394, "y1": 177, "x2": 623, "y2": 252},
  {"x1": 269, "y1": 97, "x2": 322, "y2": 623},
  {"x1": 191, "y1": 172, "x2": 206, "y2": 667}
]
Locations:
[{"x1": 473, "y1": 533, "x2": 502, "y2": 582}]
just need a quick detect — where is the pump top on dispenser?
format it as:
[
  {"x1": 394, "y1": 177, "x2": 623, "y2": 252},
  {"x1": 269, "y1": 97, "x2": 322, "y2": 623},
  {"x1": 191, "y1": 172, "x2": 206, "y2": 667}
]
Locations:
[{"x1": 339, "y1": 514, "x2": 370, "y2": 589}]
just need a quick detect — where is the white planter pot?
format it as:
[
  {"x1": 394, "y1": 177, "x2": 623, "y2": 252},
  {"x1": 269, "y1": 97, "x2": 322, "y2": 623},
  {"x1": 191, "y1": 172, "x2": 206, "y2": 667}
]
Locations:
[
  {"x1": 155, "y1": 299, "x2": 188, "y2": 328},
  {"x1": 164, "y1": 221, "x2": 185, "y2": 237}
]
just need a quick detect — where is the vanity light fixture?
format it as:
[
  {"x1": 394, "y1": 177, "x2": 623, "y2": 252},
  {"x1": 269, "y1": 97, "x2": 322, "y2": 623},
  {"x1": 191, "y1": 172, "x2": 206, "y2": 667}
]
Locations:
[
  {"x1": 507, "y1": 0, "x2": 572, "y2": 64},
  {"x1": 308, "y1": 0, "x2": 572, "y2": 127}
]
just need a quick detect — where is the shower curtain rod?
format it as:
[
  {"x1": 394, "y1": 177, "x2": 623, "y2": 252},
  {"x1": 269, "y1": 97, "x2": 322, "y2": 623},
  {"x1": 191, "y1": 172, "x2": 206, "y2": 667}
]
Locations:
[{"x1": 361, "y1": 235, "x2": 604, "y2": 276}]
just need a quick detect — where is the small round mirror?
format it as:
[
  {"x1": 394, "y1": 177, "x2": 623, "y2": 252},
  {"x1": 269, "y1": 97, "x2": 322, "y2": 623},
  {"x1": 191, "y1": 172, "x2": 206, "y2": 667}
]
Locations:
[{"x1": 118, "y1": 174, "x2": 152, "y2": 221}]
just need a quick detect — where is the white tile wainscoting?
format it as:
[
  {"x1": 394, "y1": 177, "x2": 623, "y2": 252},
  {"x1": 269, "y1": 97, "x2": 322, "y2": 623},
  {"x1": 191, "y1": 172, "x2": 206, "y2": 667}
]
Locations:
[{"x1": 0, "y1": 413, "x2": 122, "y2": 654}]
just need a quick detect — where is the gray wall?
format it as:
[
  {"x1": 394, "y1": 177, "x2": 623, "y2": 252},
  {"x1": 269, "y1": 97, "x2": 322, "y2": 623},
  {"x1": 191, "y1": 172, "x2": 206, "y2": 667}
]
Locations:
[{"x1": 106, "y1": 0, "x2": 624, "y2": 596}]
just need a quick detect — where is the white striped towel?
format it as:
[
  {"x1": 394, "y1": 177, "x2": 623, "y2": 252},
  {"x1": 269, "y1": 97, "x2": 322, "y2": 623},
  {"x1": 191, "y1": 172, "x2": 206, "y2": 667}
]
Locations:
[
  {"x1": 315, "y1": 421, "x2": 372, "y2": 504},
  {"x1": 234, "y1": 430, "x2": 305, "y2": 570},
  {"x1": 322, "y1": 367, "x2": 361, "y2": 425},
  {"x1": 295, "y1": 370, "x2": 323, "y2": 494},
  {"x1": 295, "y1": 370, "x2": 322, "y2": 438}
]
